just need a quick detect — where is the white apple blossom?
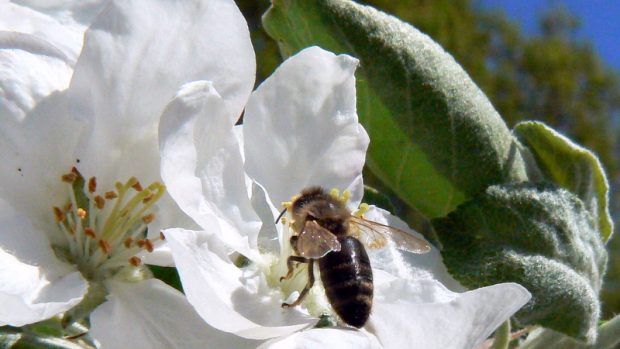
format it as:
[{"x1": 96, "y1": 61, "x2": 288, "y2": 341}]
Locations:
[
  {"x1": 160, "y1": 46, "x2": 532, "y2": 348},
  {"x1": 0, "y1": 0, "x2": 259, "y2": 347}
]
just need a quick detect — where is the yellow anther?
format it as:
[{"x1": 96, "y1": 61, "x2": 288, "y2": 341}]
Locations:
[
  {"x1": 77, "y1": 208, "x2": 87, "y2": 219},
  {"x1": 53, "y1": 206, "x2": 66, "y2": 222},
  {"x1": 132, "y1": 180, "x2": 143, "y2": 192},
  {"x1": 98, "y1": 240, "x2": 111, "y2": 254},
  {"x1": 88, "y1": 177, "x2": 97, "y2": 193},
  {"x1": 84, "y1": 228, "x2": 97, "y2": 239},
  {"x1": 61, "y1": 173, "x2": 77, "y2": 183},
  {"x1": 341, "y1": 190, "x2": 351, "y2": 203},
  {"x1": 282, "y1": 201, "x2": 292, "y2": 209},
  {"x1": 142, "y1": 213, "x2": 155, "y2": 224},
  {"x1": 136, "y1": 239, "x2": 155, "y2": 252},
  {"x1": 129, "y1": 256, "x2": 142, "y2": 267},
  {"x1": 95, "y1": 196, "x2": 105, "y2": 209},
  {"x1": 142, "y1": 193, "x2": 154, "y2": 204},
  {"x1": 124, "y1": 177, "x2": 140, "y2": 191},
  {"x1": 143, "y1": 239, "x2": 154, "y2": 253},
  {"x1": 354, "y1": 203, "x2": 370, "y2": 217}
]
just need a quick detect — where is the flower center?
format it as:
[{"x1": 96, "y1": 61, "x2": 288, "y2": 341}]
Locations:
[{"x1": 51, "y1": 167, "x2": 165, "y2": 281}]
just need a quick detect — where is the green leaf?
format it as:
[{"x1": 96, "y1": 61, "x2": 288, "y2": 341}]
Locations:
[
  {"x1": 0, "y1": 327, "x2": 22, "y2": 348},
  {"x1": 24, "y1": 319, "x2": 64, "y2": 337},
  {"x1": 362, "y1": 184, "x2": 397, "y2": 214},
  {"x1": 514, "y1": 121, "x2": 613, "y2": 241},
  {"x1": 432, "y1": 182, "x2": 607, "y2": 343},
  {"x1": 149, "y1": 265, "x2": 183, "y2": 292},
  {"x1": 263, "y1": 0, "x2": 529, "y2": 217}
]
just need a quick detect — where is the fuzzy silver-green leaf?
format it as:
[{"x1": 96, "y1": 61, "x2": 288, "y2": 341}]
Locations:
[
  {"x1": 514, "y1": 121, "x2": 613, "y2": 241},
  {"x1": 432, "y1": 183, "x2": 607, "y2": 343}
]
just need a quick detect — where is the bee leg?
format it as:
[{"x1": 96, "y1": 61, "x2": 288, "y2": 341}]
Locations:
[
  {"x1": 289, "y1": 235, "x2": 300, "y2": 254},
  {"x1": 282, "y1": 260, "x2": 315, "y2": 308},
  {"x1": 280, "y1": 255, "x2": 310, "y2": 282}
]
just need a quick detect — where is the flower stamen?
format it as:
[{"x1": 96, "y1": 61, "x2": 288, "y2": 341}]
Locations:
[
  {"x1": 51, "y1": 168, "x2": 165, "y2": 281},
  {"x1": 129, "y1": 256, "x2": 142, "y2": 267}
]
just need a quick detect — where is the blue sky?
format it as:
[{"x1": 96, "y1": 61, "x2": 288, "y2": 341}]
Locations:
[{"x1": 477, "y1": 0, "x2": 620, "y2": 72}]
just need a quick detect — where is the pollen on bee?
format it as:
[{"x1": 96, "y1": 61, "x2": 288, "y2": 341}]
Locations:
[
  {"x1": 281, "y1": 216, "x2": 287, "y2": 224},
  {"x1": 129, "y1": 256, "x2": 142, "y2": 267},
  {"x1": 329, "y1": 188, "x2": 350, "y2": 203},
  {"x1": 88, "y1": 177, "x2": 97, "y2": 193},
  {"x1": 77, "y1": 208, "x2": 87, "y2": 219}
]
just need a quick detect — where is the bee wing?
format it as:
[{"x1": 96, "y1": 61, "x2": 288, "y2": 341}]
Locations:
[
  {"x1": 297, "y1": 220, "x2": 341, "y2": 258},
  {"x1": 349, "y1": 216, "x2": 431, "y2": 254}
]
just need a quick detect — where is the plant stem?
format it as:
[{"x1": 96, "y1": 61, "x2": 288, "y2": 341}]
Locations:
[{"x1": 492, "y1": 320, "x2": 511, "y2": 349}]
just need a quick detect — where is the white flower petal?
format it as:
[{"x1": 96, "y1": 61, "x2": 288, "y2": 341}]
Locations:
[
  {"x1": 0, "y1": 43, "x2": 72, "y2": 121},
  {"x1": 0, "y1": 0, "x2": 91, "y2": 122},
  {"x1": 69, "y1": 0, "x2": 255, "y2": 190},
  {"x1": 166, "y1": 228, "x2": 314, "y2": 340},
  {"x1": 160, "y1": 81, "x2": 260, "y2": 259},
  {"x1": 369, "y1": 279, "x2": 531, "y2": 349},
  {"x1": 0, "y1": 250, "x2": 86, "y2": 326},
  {"x1": 90, "y1": 279, "x2": 259, "y2": 349},
  {"x1": 0, "y1": 199, "x2": 70, "y2": 272},
  {"x1": 251, "y1": 181, "x2": 281, "y2": 254},
  {"x1": 258, "y1": 328, "x2": 382, "y2": 349},
  {"x1": 244, "y1": 46, "x2": 368, "y2": 207},
  {"x1": 0, "y1": 199, "x2": 87, "y2": 326},
  {"x1": 0, "y1": 1, "x2": 96, "y2": 62},
  {"x1": 0, "y1": 92, "x2": 84, "y2": 233}
]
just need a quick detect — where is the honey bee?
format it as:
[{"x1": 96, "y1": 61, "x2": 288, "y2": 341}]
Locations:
[{"x1": 278, "y1": 187, "x2": 431, "y2": 328}]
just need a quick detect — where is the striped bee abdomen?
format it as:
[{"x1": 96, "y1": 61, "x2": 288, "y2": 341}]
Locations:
[{"x1": 318, "y1": 236, "x2": 373, "y2": 328}]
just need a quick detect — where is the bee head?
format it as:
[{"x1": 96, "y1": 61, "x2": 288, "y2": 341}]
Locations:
[{"x1": 291, "y1": 186, "x2": 325, "y2": 215}]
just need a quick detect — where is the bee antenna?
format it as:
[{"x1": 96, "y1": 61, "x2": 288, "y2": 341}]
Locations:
[{"x1": 275, "y1": 208, "x2": 287, "y2": 224}]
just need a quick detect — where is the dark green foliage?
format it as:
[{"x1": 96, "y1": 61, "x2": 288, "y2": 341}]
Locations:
[{"x1": 149, "y1": 265, "x2": 183, "y2": 293}]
